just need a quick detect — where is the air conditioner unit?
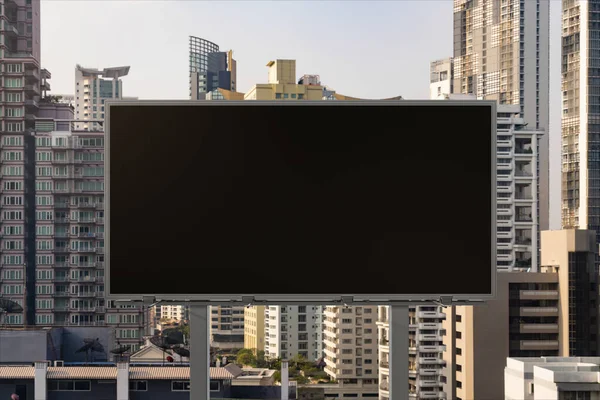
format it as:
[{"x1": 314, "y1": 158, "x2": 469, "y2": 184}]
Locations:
[{"x1": 54, "y1": 360, "x2": 64, "y2": 367}]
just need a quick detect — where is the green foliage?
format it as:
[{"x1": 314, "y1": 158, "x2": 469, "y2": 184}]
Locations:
[
  {"x1": 294, "y1": 375, "x2": 310, "y2": 384},
  {"x1": 236, "y1": 351, "x2": 256, "y2": 366},
  {"x1": 273, "y1": 370, "x2": 281, "y2": 383}
]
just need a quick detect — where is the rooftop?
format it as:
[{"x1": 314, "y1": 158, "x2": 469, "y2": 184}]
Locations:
[{"x1": 0, "y1": 364, "x2": 239, "y2": 380}]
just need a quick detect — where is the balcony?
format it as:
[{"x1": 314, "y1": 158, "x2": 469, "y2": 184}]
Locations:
[
  {"x1": 418, "y1": 358, "x2": 445, "y2": 364},
  {"x1": 520, "y1": 323, "x2": 559, "y2": 334},
  {"x1": 380, "y1": 361, "x2": 390, "y2": 369},
  {"x1": 4, "y1": 52, "x2": 33, "y2": 59},
  {"x1": 54, "y1": 262, "x2": 69, "y2": 268},
  {"x1": 418, "y1": 322, "x2": 441, "y2": 330},
  {"x1": 54, "y1": 202, "x2": 69, "y2": 209},
  {"x1": 418, "y1": 334, "x2": 440, "y2": 341},
  {"x1": 70, "y1": 276, "x2": 96, "y2": 283},
  {"x1": 520, "y1": 290, "x2": 559, "y2": 300},
  {"x1": 71, "y1": 262, "x2": 95, "y2": 268},
  {"x1": 520, "y1": 340, "x2": 559, "y2": 351},
  {"x1": 419, "y1": 345, "x2": 446, "y2": 352},
  {"x1": 514, "y1": 237, "x2": 532, "y2": 246},
  {"x1": 72, "y1": 247, "x2": 96, "y2": 253},
  {"x1": 25, "y1": 69, "x2": 40, "y2": 80},
  {"x1": 24, "y1": 84, "x2": 40, "y2": 95},
  {"x1": 520, "y1": 307, "x2": 559, "y2": 317},
  {"x1": 70, "y1": 307, "x2": 96, "y2": 313},
  {"x1": 419, "y1": 380, "x2": 442, "y2": 388},
  {"x1": 53, "y1": 291, "x2": 69, "y2": 297},
  {"x1": 78, "y1": 232, "x2": 96, "y2": 238}
]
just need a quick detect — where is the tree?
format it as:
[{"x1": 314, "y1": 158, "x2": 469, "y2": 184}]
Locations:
[
  {"x1": 273, "y1": 370, "x2": 281, "y2": 383},
  {"x1": 295, "y1": 375, "x2": 309, "y2": 385},
  {"x1": 255, "y1": 350, "x2": 268, "y2": 368},
  {"x1": 236, "y1": 351, "x2": 256, "y2": 367}
]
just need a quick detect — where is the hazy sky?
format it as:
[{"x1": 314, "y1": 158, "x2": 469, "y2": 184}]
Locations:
[{"x1": 41, "y1": 0, "x2": 563, "y2": 229}]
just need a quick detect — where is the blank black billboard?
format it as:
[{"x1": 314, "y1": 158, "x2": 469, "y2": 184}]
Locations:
[{"x1": 106, "y1": 101, "x2": 495, "y2": 302}]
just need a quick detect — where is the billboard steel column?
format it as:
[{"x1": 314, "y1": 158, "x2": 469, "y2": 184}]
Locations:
[
  {"x1": 190, "y1": 304, "x2": 210, "y2": 400},
  {"x1": 389, "y1": 305, "x2": 409, "y2": 400}
]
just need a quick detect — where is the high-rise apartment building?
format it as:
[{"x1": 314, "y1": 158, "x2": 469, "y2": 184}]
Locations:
[
  {"x1": 430, "y1": 58, "x2": 454, "y2": 99},
  {"x1": 244, "y1": 305, "x2": 265, "y2": 353},
  {"x1": 442, "y1": 229, "x2": 599, "y2": 399},
  {"x1": 1, "y1": 109, "x2": 146, "y2": 351},
  {"x1": 189, "y1": 36, "x2": 236, "y2": 100},
  {"x1": 378, "y1": 305, "x2": 446, "y2": 400},
  {"x1": 209, "y1": 305, "x2": 245, "y2": 350},
  {"x1": 452, "y1": 0, "x2": 550, "y2": 235},
  {"x1": 264, "y1": 305, "x2": 322, "y2": 362},
  {"x1": 0, "y1": 0, "x2": 47, "y2": 326},
  {"x1": 561, "y1": 1, "x2": 600, "y2": 249},
  {"x1": 73, "y1": 65, "x2": 130, "y2": 131},
  {"x1": 437, "y1": 94, "x2": 542, "y2": 272},
  {"x1": 323, "y1": 306, "x2": 379, "y2": 399}
]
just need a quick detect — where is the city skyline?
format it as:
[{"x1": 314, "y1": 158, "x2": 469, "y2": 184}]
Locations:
[{"x1": 40, "y1": 0, "x2": 564, "y2": 231}]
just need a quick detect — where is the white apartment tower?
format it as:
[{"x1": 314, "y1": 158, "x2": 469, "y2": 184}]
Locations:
[
  {"x1": 430, "y1": 58, "x2": 454, "y2": 99},
  {"x1": 452, "y1": 0, "x2": 550, "y2": 235},
  {"x1": 74, "y1": 65, "x2": 130, "y2": 131},
  {"x1": 378, "y1": 306, "x2": 447, "y2": 400},
  {"x1": 323, "y1": 305, "x2": 379, "y2": 399},
  {"x1": 436, "y1": 94, "x2": 542, "y2": 272},
  {"x1": 264, "y1": 305, "x2": 322, "y2": 361}
]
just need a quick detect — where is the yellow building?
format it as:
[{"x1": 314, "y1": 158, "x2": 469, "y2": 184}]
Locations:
[
  {"x1": 214, "y1": 58, "x2": 403, "y2": 102},
  {"x1": 244, "y1": 305, "x2": 265, "y2": 353}
]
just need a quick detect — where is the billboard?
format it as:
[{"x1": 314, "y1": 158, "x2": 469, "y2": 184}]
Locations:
[{"x1": 106, "y1": 101, "x2": 496, "y2": 304}]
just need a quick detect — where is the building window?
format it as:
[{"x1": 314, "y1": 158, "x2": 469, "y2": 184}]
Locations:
[
  {"x1": 48, "y1": 381, "x2": 91, "y2": 391},
  {"x1": 291, "y1": 94, "x2": 297, "y2": 99},
  {"x1": 283, "y1": 93, "x2": 289, "y2": 99},
  {"x1": 298, "y1": 94, "x2": 304, "y2": 100},
  {"x1": 210, "y1": 381, "x2": 220, "y2": 392},
  {"x1": 275, "y1": 93, "x2": 282, "y2": 99},
  {"x1": 129, "y1": 381, "x2": 147, "y2": 391},
  {"x1": 172, "y1": 381, "x2": 191, "y2": 392}
]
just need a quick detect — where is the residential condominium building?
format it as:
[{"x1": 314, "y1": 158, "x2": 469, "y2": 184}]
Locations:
[
  {"x1": 442, "y1": 229, "x2": 599, "y2": 400},
  {"x1": 505, "y1": 357, "x2": 600, "y2": 400},
  {"x1": 323, "y1": 305, "x2": 379, "y2": 399},
  {"x1": 74, "y1": 64, "x2": 130, "y2": 131},
  {"x1": 378, "y1": 305, "x2": 446, "y2": 400},
  {"x1": 209, "y1": 305, "x2": 245, "y2": 350},
  {"x1": 452, "y1": 0, "x2": 550, "y2": 234},
  {"x1": 1, "y1": 117, "x2": 147, "y2": 352},
  {"x1": 561, "y1": 0, "x2": 600, "y2": 250},
  {"x1": 264, "y1": 305, "x2": 322, "y2": 362},
  {"x1": 437, "y1": 94, "x2": 543, "y2": 272},
  {"x1": 0, "y1": 0, "x2": 53, "y2": 327},
  {"x1": 244, "y1": 305, "x2": 265, "y2": 353},
  {"x1": 189, "y1": 36, "x2": 236, "y2": 100}
]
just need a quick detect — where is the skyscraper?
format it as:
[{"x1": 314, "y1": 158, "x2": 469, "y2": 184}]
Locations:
[
  {"x1": 561, "y1": 1, "x2": 600, "y2": 247},
  {"x1": 189, "y1": 36, "x2": 236, "y2": 100},
  {"x1": 73, "y1": 65, "x2": 130, "y2": 131},
  {"x1": 452, "y1": 0, "x2": 550, "y2": 235},
  {"x1": 0, "y1": 0, "x2": 47, "y2": 326}
]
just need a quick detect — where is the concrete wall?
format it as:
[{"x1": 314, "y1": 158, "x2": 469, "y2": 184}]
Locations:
[
  {"x1": 0, "y1": 327, "x2": 114, "y2": 364},
  {"x1": 0, "y1": 331, "x2": 48, "y2": 363},
  {"x1": 47, "y1": 381, "x2": 115, "y2": 400}
]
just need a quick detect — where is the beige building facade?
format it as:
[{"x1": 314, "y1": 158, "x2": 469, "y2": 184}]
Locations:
[{"x1": 442, "y1": 229, "x2": 599, "y2": 400}]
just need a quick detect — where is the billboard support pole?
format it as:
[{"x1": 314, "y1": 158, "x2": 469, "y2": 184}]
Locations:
[
  {"x1": 389, "y1": 305, "x2": 409, "y2": 400},
  {"x1": 190, "y1": 304, "x2": 210, "y2": 400}
]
